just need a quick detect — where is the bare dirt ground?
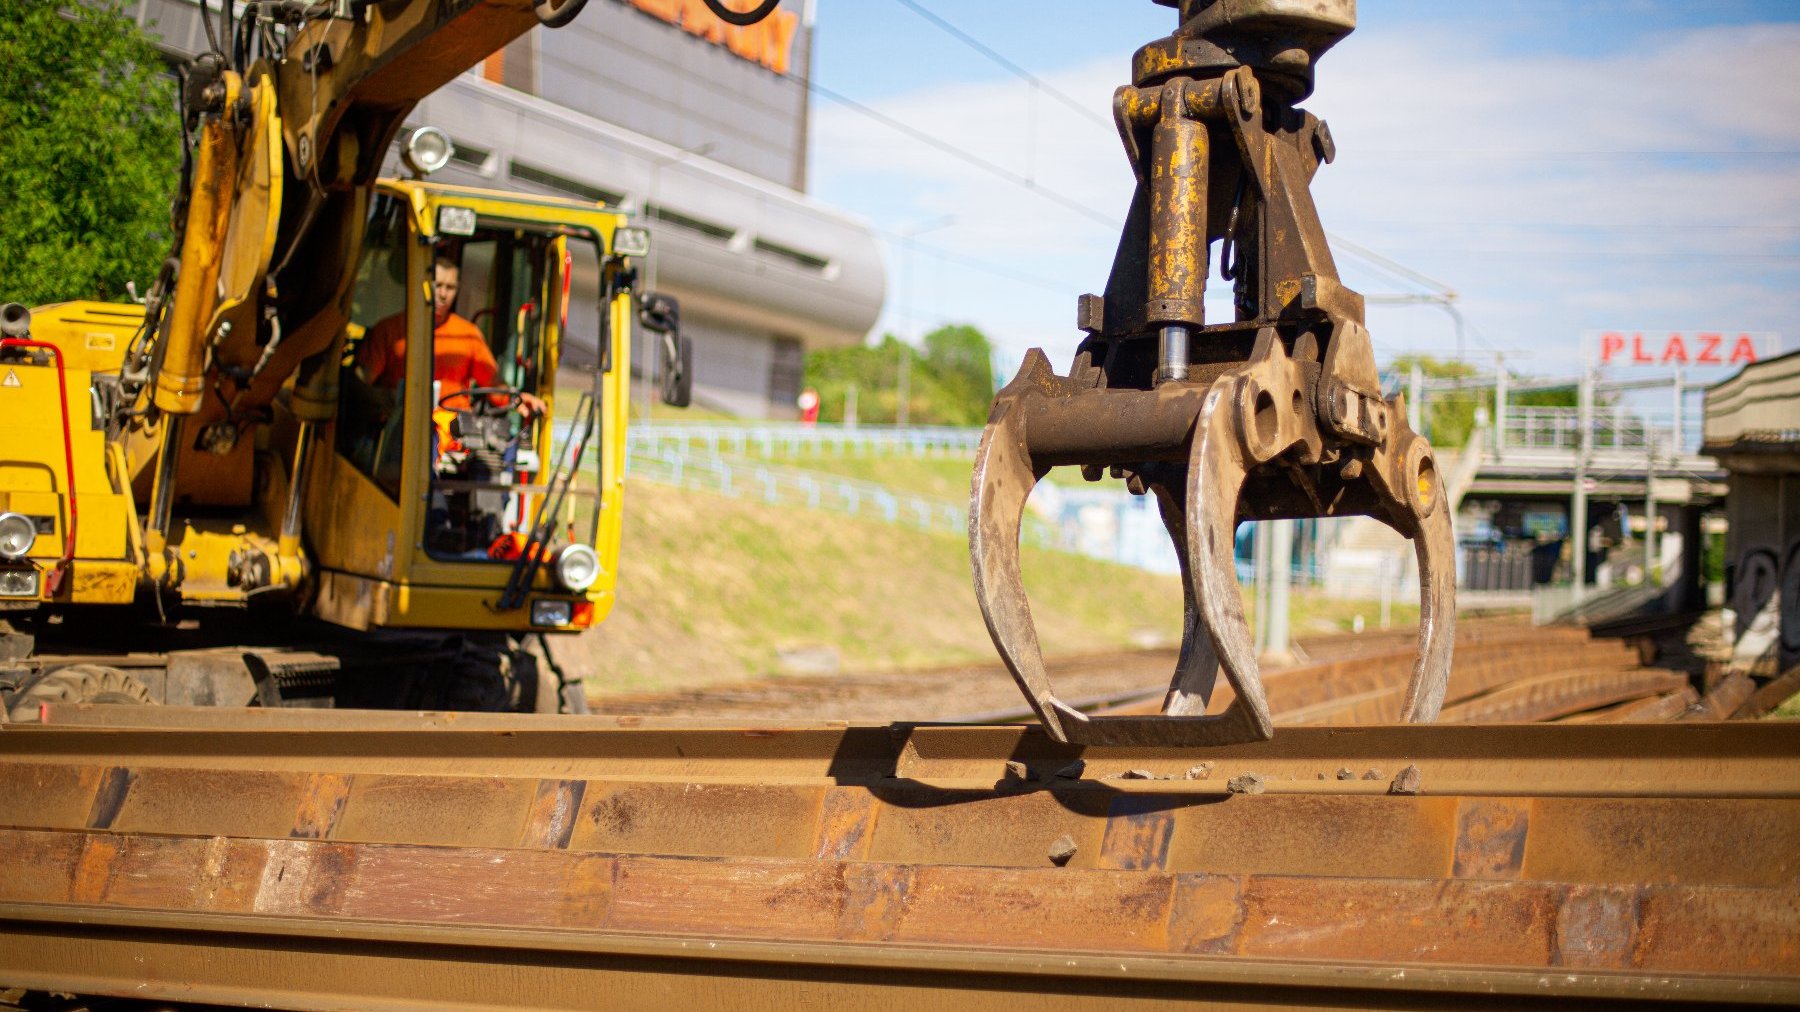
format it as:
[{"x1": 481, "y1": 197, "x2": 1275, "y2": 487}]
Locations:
[{"x1": 586, "y1": 628, "x2": 1423, "y2": 722}]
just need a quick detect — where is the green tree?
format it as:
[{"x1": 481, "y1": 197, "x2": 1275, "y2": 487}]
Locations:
[
  {"x1": 917, "y1": 323, "x2": 993, "y2": 425},
  {"x1": 1391, "y1": 354, "x2": 1486, "y2": 448},
  {"x1": 0, "y1": 0, "x2": 181, "y2": 307},
  {"x1": 804, "y1": 324, "x2": 995, "y2": 426}
]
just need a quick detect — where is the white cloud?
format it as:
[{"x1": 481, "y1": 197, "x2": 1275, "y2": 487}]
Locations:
[{"x1": 811, "y1": 18, "x2": 1800, "y2": 377}]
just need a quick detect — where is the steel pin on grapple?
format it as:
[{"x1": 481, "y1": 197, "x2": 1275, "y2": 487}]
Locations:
[{"x1": 970, "y1": 0, "x2": 1455, "y2": 747}]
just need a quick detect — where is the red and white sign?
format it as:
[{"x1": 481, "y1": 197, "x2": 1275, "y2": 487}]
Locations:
[{"x1": 1586, "y1": 331, "x2": 1779, "y2": 367}]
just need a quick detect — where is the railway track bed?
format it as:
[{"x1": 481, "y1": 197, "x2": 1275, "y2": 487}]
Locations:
[
  {"x1": 0, "y1": 716, "x2": 1796, "y2": 1008},
  {"x1": 594, "y1": 618, "x2": 1753, "y2": 729}
]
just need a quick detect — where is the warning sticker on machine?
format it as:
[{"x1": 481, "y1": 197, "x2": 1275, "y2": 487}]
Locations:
[{"x1": 1, "y1": 369, "x2": 19, "y2": 388}]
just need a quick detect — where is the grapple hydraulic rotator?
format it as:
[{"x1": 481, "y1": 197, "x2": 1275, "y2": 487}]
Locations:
[{"x1": 970, "y1": 0, "x2": 1455, "y2": 746}]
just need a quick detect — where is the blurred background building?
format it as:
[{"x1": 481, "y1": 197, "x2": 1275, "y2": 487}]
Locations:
[{"x1": 128, "y1": 0, "x2": 887, "y2": 418}]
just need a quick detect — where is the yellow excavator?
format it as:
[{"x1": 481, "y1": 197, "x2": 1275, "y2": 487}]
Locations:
[
  {"x1": 1, "y1": 0, "x2": 1452, "y2": 741},
  {"x1": 0, "y1": 0, "x2": 707, "y2": 715}
]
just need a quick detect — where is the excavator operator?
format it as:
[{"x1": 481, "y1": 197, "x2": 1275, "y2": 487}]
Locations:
[{"x1": 358, "y1": 254, "x2": 547, "y2": 419}]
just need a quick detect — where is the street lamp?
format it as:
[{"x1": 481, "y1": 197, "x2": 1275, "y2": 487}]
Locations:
[
  {"x1": 893, "y1": 214, "x2": 954, "y2": 426},
  {"x1": 638, "y1": 141, "x2": 715, "y2": 419}
]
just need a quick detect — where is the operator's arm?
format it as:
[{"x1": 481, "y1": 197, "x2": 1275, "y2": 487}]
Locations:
[
  {"x1": 458, "y1": 321, "x2": 543, "y2": 417},
  {"x1": 358, "y1": 316, "x2": 404, "y2": 386},
  {"x1": 460, "y1": 326, "x2": 508, "y2": 409}
]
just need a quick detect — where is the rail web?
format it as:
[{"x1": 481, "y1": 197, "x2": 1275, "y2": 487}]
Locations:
[{"x1": 0, "y1": 714, "x2": 1796, "y2": 1008}]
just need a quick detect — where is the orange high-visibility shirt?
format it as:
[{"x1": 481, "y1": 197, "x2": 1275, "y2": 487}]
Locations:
[{"x1": 359, "y1": 312, "x2": 504, "y2": 406}]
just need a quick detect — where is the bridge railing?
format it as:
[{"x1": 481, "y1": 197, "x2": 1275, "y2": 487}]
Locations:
[{"x1": 1495, "y1": 406, "x2": 1704, "y2": 458}]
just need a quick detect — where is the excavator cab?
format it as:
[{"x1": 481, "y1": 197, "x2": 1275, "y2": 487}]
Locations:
[{"x1": 307, "y1": 179, "x2": 655, "y2": 636}]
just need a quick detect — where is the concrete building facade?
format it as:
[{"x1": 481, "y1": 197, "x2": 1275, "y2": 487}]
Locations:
[
  {"x1": 129, "y1": 0, "x2": 887, "y2": 417},
  {"x1": 1705, "y1": 351, "x2": 1800, "y2": 673}
]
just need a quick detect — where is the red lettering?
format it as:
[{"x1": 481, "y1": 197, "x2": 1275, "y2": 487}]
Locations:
[
  {"x1": 1631, "y1": 333, "x2": 1653, "y2": 363},
  {"x1": 1698, "y1": 333, "x2": 1723, "y2": 364},
  {"x1": 1599, "y1": 332, "x2": 1624, "y2": 363},
  {"x1": 1661, "y1": 334, "x2": 1688, "y2": 364},
  {"x1": 1729, "y1": 335, "x2": 1759, "y2": 364}
]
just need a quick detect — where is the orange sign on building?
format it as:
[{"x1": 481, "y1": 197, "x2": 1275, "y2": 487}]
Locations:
[{"x1": 623, "y1": 0, "x2": 801, "y2": 75}]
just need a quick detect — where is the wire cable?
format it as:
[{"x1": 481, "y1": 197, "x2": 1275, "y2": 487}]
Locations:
[
  {"x1": 798, "y1": 73, "x2": 1118, "y2": 228},
  {"x1": 886, "y1": 0, "x2": 1113, "y2": 131}
]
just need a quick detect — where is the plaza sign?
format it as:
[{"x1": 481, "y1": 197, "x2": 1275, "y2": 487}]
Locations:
[
  {"x1": 623, "y1": 0, "x2": 801, "y2": 75},
  {"x1": 1587, "y1": 331, "x2": 1779, "y2": 367}
]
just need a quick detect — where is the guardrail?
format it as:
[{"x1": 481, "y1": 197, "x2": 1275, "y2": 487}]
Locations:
[
  {"x1": 629, "y1": 422, "x2": 983, "y2": 459},
  {"x1": 619, "y1": 445, "x2": 1062, "y2": 550}
]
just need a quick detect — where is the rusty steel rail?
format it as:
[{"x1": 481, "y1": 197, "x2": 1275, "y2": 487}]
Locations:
[
  {"x1": 0, "y1": 718, "x2": 1797, "y2": 1007},
  {"x1": 956, "y1": 623, "x2": 1653, "y2": 727}
]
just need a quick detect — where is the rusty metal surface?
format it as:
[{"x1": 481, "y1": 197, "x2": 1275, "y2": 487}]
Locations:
[
  {"x1": 0, "y1": 719, "x2": 1796, "y2": 1006},
  {"x1": 1, "y1": 906, "x2": 1782, "y2": 1011},
  {"x1": 990, "y1": 623, "x2": 1672, "y2": 730},
  {"x1": 968, "y1": 0, "x2": 1456, "y2": 747},
  {"x1": 1565, "y1": 687, "x2": 1703, "y2": 724}
]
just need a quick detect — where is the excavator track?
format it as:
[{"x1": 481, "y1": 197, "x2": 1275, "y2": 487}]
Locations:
[{"x1": 1, "y1": 715, "x2": 1795, "y2": 1007}]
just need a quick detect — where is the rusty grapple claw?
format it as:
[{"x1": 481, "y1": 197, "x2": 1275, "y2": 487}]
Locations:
[{"x1": 969, "y1": 0, "x2": 1454, "y2": 746}]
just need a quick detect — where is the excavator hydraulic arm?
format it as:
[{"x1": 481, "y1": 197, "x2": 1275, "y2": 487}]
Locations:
[{"x1": 966, "y1": 0, "x2": 1455, "y2": 746}]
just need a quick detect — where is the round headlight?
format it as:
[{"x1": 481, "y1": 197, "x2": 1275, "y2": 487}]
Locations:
[
  {"x1": 553, "y1": 544, "x2": 600, "y2": 593},
  {"x1": 0, "y1": 512, "x2": 35, "y2": 560},
  {"x1": 401, "y1": 126, "x2": 454, "y2": 177}
]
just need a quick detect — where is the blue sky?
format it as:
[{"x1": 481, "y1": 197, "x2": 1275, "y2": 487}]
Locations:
[{"x1": 803, "y1": 0, "x2": 1800, "y2": 384}]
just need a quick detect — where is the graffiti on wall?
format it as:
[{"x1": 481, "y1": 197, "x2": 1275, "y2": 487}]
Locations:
[{"x1": 1728, "y1": 537, "x2": 1800, "y2": 669}]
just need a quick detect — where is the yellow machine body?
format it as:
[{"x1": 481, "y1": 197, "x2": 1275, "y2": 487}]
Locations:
[{"x1": 0, "y1": 180, "x2": 636, "y2": 638}]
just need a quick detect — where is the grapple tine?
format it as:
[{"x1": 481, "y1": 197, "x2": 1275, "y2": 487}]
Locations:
[
  {"x1": 968, "y1": 357, "x2": 1067, "y2": 742},
  {"x1": 1402, "y1": 499, "x2": 1457, "y2": 721},
  {"x1": 1184, "y1": 377, "x2": 1276, "y2": 740},
  {"x1": 1149, "y1": 481, "x2": 1219, "y2": 716}
]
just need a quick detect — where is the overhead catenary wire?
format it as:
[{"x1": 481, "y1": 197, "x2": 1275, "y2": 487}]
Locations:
[
  {"x1": 804, "y1": 12, "x2": 1496, "y2": 338},
  {"x1": 796, "y1": 72, "x2": 1117, "y2": 228},
  {"x1": 869, "y1": 227, "x2": 1069, "y2": 295},
  {"x1": 885, "y1": 0, "x2": 1114, "y2": 132}
]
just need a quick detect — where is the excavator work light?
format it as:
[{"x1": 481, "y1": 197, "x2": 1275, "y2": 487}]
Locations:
[
  {"x1": 0, "y1": 567, "x2": 36, "y2": 598},
  {"x1": 0, "y1": 513, "x2": 35, "y2": 560},
  {"x1": 552, "y1": 544, "x2": 600, "y2": 593},
  {"x1": 612, "y1": 227, "x2": 650, "y2": 257},
  {"x1": 531, "y1": 599, "x2": 574, "y2": 627},
  {"x1": 401, "y1": 126, "x2": 454, "y2": 177}
]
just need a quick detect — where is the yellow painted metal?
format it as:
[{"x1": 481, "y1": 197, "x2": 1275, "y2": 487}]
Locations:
[
  {"x1": 153, "y1": 72, "x2": 242, "y2": 416},
  {"x1": 313, "y1": 569, "x2": 611, "y2": 632},
  {"x1": 4, "y1": 174, "x2": 635, "y2": 639},
  {"x1": 206, "y1": 72, "x2": 284, "y2": 377},
  {"x1": 0, "y1": 349, "x2": 133, "y2": 604},
  {"x1": 160, "y1": 519, "x2": 286, "y2": 603},
  {"x1": 367, "y1": 180, "x2": 634, "y2": 632},
  {"x1": 12, "y1": 301, "x2": 139, "y2": 374}
]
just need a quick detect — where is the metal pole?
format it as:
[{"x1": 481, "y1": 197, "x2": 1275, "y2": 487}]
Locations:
[
  {"x1": 1407, "y1": 362, "x2": 1424, "y2": 437},
  {"x1": 897, "y1": 344, "x2": 910, "y2": 426},
  {"x1": 1671, "y1": 365, "x2": 1685, "y2": 455},
  {"x1": 639, "y1": 142, "x2": 714, "y2": 420},
  {"x1": 1644, "y1": 432, "x2": 1657, "y2": 586},
  {"x1": 1379, "y1": 555, "x2": 1393, "y2": 630},
  {"x1": 1571, "y1": 367, "x2": 1593, "y2": 603},
  {"x1": 1260, "y1": 518, "x2": 1274, "y2": 644},
  {"x1": 1264, "y1": 519, "x2": 1294, "y2": 661},
  {"x1": 1493, "y1": 356, "x2": 1508, "y2": 458}
]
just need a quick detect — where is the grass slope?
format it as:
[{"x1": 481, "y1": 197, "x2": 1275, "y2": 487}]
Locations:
[{"x1": 563, "y1": 481, "x2": 1187, "y2": 696}]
